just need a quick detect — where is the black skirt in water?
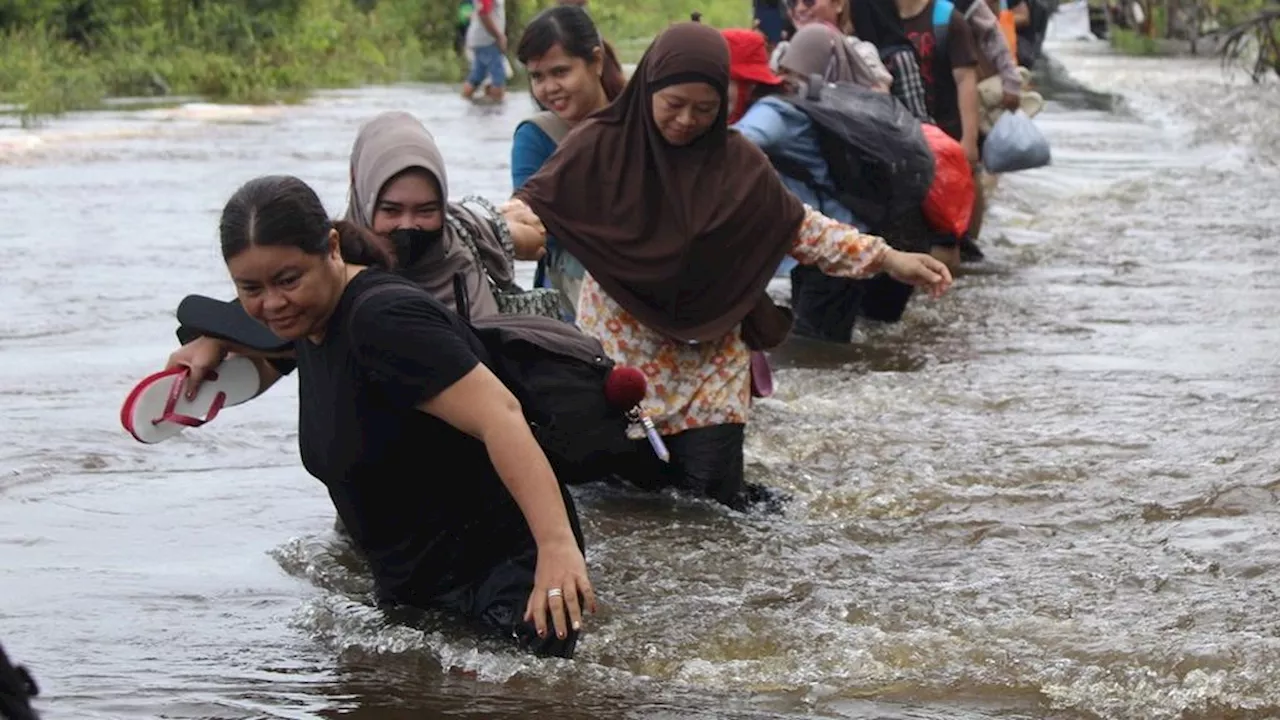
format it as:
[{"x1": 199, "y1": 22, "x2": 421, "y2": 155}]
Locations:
[
  {"x1": 374, "y1": 536, "x2": 584, "y2": 659},
  {"x1": 790, "y1": 207, "x2": 934, "y2": 342},
  {"x1": 615, "y1": 423, "x2": 789, "y2": 514}
]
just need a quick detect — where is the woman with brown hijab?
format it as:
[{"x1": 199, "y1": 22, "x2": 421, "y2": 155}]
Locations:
[{"x1": 507, "y1": 22, "x2": 952, "y2": 511}]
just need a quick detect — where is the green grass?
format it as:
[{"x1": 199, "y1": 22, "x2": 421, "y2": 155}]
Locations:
[
  {"x1": 591, "y1": 0, "x2": 753, "y2": 52},
  {"x1": 513, "y1": 0, "x2": 753, "y2": 64},
  {"x1": 1109, "y1": 27, "x2": 1165, "y2": 55},
  {"x1": 0, "y1": 0, "x2": 753, "y2": 126}
]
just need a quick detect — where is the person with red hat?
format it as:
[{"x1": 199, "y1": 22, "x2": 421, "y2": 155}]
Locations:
[
  {"x1": 731, "y1": 22, "x2": 939, "y2": 343},
  {"x1": 722, "y1": 28, "x2": 787, "y2": 126}
]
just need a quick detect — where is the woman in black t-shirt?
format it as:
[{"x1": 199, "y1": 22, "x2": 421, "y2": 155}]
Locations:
[{"x1": 168, "y1": 175, "x2": 594, "y2": 658}]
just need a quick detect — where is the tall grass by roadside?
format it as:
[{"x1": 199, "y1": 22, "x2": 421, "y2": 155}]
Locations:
[{"x1": 0, "y1": 0, "x2": 751, "y2": 126}]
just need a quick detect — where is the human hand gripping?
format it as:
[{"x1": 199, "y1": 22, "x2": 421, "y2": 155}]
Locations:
[
  {"x1": 165, "y1": 336, "x2": 229, "y2": 400},
  {"x1": 500, "y1": 199, "x2": 543, "y2": 230},
  {"x1": 525, "y1": 536, "x2": 596, "y2": 642},
  {"x1": 501, "y1": 198, "x2": 548, "y2": 261},
  {"x1": 880, "y1": 249, "x2": 954, "y2": 299}
]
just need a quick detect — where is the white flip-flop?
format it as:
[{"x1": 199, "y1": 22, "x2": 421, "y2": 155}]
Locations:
[{"x1": 120, "y1": 356, "x2": 259, "y2": 444}]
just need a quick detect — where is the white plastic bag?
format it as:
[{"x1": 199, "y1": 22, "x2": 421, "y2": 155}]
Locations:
[{"x1": 982, "y1": 110, "x2": 1052, "y2": 173}]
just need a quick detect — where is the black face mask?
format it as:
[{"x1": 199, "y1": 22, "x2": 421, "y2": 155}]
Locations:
[{"x1": 386, "y1": 227, "x2": 445, "y2": 267}]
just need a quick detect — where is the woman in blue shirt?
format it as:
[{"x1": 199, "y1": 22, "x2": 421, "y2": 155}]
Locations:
[{"x1": 511, "y1": 5, "x2": 625, "y2": 322}]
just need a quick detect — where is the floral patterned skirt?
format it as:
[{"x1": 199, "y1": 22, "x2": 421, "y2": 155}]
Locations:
[{"x1": 574, "y1": 274, "x2": 752, "y2": 436}]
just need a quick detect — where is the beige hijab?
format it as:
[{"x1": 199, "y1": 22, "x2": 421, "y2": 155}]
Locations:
[
  {"x1": 781, "y1": 23, "x2": 888, "y2": 89},
  {"x1": 344, "y1": 111, "x2": 514, "y2": 320}
]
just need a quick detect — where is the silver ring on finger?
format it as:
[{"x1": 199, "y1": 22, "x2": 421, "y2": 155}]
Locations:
[{"x1": 546, "y1": 587, "x2": 564, "y2": 599}]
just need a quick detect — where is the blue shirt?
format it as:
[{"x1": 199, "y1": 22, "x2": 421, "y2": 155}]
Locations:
[
  {"x1": 733, "y1": 96, "x2": 868, "y2": 275},
  {"x1": 510, "y1": 120, "x2": 565, "y2": 267},
  {"x1": 510, "y1": 121, "x2": 559, "y2": 191},
  {"x1": 510, "y1": 120, "x2": 586, "y2": 313}
]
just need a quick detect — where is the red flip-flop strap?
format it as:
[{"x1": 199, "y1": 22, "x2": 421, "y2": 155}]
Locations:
[{"x1": 152, "y1": 369, "x2": 227, "y2": 428}]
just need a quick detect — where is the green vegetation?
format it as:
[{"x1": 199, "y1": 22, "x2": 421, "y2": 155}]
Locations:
[
  {"x1": 1217, "y1": 6, "x2": 1280, "y2": 81},
  {"x1": 1, "y1": 0, "x2": 751, "y2": 126},
  {"x1": 2, "y1": 0, "x2": 459, "y2": 125},
  {"x1": 589, "y1": 0, "x2": 751, "y2": 61},
  {"x1": 1103, "y1": 0, "x2": 1279, "y2": 64},
  {"x1": 1109, "y1": 27, "x2": 1165, "y2": 54}
]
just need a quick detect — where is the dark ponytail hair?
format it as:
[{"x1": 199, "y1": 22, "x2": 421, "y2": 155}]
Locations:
[
  {"x1": 599, "y1": 41, "x2": 626, "y2": 101},
  {"x1": 517, "y1": 5, "x2": 627, "y2": 102},
  {"x1": 334, "y1": 220, "x2": 396, "y2": 269},
  {"x1": 219, "y1": 175, "x2": 394, "y2": 269}
]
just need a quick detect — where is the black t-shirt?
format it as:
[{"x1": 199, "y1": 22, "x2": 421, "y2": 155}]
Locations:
[
  {"x1": 902, "y1": 0, "x2": 978, "y2": 141},
  {"x1": 294, "y1": 269, "x2": 533, "y2": 604}
]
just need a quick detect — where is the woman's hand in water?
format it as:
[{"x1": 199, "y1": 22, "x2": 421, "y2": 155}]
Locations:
[
  {"x1": 880, "y1": 249, "x2": 954, "y2": 299},
  {"x1": 526, "y1": 536, "x2": 596, "y2": 641},
  {"x1": 166, "y1": 336, "x2": 229, "y2": 399}
]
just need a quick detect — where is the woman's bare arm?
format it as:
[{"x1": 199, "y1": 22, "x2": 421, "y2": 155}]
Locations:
[{"x1": 416, "y1": 363, "x2": 595, "y2": 640}]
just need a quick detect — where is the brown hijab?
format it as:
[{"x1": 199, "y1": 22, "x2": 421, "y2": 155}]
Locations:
[
  {"x1": 344, "y1": 111, "x2": 513, "y2": 320},
  {"x1": 514, "y1": 22, "x2": 807, "y2": 349}
]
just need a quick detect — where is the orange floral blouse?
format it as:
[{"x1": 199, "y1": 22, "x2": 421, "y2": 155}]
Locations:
[{"x1": 576, "y1": 207, "x2": 888, "y2": 437}]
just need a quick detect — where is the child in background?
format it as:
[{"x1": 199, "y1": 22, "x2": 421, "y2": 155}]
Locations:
[{"x1": 462, "y1": 0, "x2": 509, "y2": 103}]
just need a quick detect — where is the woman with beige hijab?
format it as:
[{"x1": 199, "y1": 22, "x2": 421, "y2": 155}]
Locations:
[
  {"x1": 345, "y1": 111, "x2": 560, "y2": 320},
  {"x1": 165, "y1": 111, "x2": 560, "y2": 367}
]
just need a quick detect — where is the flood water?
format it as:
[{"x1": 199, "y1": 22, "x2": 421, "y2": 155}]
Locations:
[{"x1": 2, "y1": 24, "x2": 1279, "y2": 720}]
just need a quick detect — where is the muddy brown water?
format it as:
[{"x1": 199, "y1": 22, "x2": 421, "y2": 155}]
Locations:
[{"x1": 1, "y1": 30, "x2": 1278, "y2": 720}]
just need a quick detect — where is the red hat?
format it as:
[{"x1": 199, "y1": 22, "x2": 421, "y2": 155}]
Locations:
[{"x1": 721, "y1": 29, "x2": 784, "y2": 86}]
